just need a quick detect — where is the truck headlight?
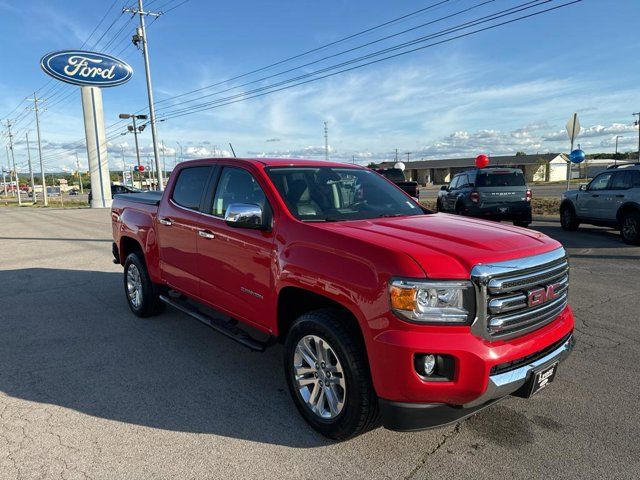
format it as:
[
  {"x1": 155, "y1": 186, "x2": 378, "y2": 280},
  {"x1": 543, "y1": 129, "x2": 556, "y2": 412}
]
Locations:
[{"x1": 389, "y1": 279, "x2": 475, "y2": 324}]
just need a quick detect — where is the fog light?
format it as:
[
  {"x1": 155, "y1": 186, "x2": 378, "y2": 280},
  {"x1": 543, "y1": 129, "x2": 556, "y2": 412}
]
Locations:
[{"x1": 422, "y1": 354, "x2": 436, "y2": 376}]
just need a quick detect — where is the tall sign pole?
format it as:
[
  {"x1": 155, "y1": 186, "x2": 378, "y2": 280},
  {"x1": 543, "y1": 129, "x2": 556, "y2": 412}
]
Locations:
[
  {"x1": 124, "y1": 0, "x2": 164, "y2": 190},
  {"x1": 40, "y1": 50, "x2": 133, "y2": 207},
  {"x1": 565, "y1": 113, "x2": 580, "y2": 190}
]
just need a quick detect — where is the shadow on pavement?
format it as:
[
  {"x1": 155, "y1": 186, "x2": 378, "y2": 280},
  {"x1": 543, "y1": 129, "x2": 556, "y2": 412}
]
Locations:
[
  {"x1": 532, "y1": 224, "x2": 630, "y2": 250},
  {"x1": 0, "y1": 268, "x2": 330, "y2": 448}
]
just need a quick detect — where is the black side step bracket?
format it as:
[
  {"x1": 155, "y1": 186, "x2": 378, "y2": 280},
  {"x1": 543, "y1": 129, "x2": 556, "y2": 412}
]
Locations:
[{"x1": 159, "y1": 295, "x2": 273, "y2": 352}]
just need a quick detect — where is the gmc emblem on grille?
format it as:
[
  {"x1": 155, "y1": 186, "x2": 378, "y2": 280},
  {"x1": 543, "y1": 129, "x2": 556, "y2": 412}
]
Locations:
[{"x1": 527, "y1": 284, "x2": 561, "y2": 307}]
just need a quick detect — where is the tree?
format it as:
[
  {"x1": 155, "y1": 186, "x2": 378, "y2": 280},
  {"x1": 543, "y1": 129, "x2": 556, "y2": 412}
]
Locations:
[
  {"x1": 515, "y1": 151, "x2": 527, "y2": 156},
  {"x1": 366, "y1": 162, "x2": 378, "y2": 169}
]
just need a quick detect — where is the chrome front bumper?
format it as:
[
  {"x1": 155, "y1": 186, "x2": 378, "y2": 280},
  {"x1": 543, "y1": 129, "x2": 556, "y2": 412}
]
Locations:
[{"x1": 465, "y1": 334, "x2": 575, "y2": 408}]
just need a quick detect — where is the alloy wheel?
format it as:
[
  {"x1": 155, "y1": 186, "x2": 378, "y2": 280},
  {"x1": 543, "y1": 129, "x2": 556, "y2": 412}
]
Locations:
[
  {"x1": 293, "y1": 335, "x2": 346, "y2": 419},
  {"x1": 126, "y1": 264, "x2": 143, "y2": 309}
]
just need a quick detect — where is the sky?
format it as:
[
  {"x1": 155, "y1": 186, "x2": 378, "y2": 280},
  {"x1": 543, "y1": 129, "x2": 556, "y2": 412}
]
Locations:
[{"x1": 0, "y1": 0, "x2": 639, "y2": 173}]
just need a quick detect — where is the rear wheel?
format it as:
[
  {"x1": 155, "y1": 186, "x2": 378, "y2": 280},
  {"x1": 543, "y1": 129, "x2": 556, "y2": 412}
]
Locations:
[
  {"x1": 124, "y1": 252, "x2": 165, "y2": 317},
  {"x1": 284, "y1": 309, "x2": 379, "y2": 440},
  {"x1": 620, "y1": 211, "x2": 640, "y2": 245},
  {"x1": 560, "y1": 204, "x2": 580, "y2": 231},
  {"x1": 436, "y1": 199, "x2": 444, "y2": 212}
]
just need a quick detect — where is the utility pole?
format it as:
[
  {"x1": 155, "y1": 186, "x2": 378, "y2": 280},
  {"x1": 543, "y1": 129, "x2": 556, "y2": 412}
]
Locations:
[
  {"x1": 176, "y1": 141, "x2": 183, "y2": 166},
  {"x1": 5, "y1": 147, "x2": 15, "y2": 198},
  {"x1": 405, "y1": 152, "x2": 412, "y2": 163},
  {"x1": 633, "y1": 112, "x2": 640, "y2": 163},
  {"x1": 28, "y1": 93, "x2": 47, "y2": 206},
  {"x1": 124, "y1": 0, "x2": 164, "y2": 190},
  {"x1": 75, "y1": 152, "x2": 84, "y2": 194},
  {"x1": 324, "y1": 121, "x2": 329, "y2": 160},
  {"x1": 26, "y1": 133, "x2": 36, "y2": 203},
  {"x1": 395, "y1": 148, "x2": 399, "y2": 162},
  {"x1": 119, "y1": 113, "x2": 147, "y2": 168},
  {"x1": 4, "y1": 120, "x2": 21, "y2": 205}
]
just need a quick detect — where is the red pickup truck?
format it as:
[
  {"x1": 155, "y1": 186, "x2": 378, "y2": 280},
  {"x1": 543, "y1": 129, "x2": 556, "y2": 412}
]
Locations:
[{"x1": 111, "y1": 157, "x2": 574, "y2": 439}]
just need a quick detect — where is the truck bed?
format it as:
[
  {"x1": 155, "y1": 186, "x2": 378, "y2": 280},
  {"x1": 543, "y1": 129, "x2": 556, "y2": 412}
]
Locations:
[{"x1": 113, "y1": 191, "x2": 163, "y2": 206}]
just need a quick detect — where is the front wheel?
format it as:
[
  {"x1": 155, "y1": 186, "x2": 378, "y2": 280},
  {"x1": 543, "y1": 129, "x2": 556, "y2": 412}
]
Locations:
[
  {"x1": 621, "y1": 211, "x2": 640, "y2": 245},
  {"x1": 284, "y1": 309, "x2": 379, "y2": 440},
  {"x1": 560, "y1": 204, "x2": 580, "y2": 231},
  {"x1": 123, "y1": 252, "x2": 165, "y2": 317}
]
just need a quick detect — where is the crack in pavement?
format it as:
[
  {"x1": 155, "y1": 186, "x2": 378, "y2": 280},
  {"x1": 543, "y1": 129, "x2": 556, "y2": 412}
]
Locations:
[{"x1": 403, "y1": 423, "x2": 462, "y2": 480}]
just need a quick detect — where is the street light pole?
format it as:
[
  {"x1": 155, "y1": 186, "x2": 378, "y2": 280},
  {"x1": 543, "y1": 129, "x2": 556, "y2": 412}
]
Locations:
[
  {"x1": 124, "y1": 0, "x2": 164, "y2": 190},
  {"x1": 614, "y1": 135, "x2": 623, "y2": 166}
]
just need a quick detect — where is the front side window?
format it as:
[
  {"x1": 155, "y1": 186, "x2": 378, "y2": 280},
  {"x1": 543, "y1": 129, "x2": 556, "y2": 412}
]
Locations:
[
  {"x1": 449, "y1": 176, "x2": 460, "y2": 189},
  {"x1": 588, "y1": 172, "x2": 613, "y2": 191},
  {"x1": 211, "y1": 167, "x2": 267, "y2": 217},
  {"x1": 266, "y1": 167, "x2": 424, "y2": 221},
  {"x1": 172, "y1": 166, "x2": 212, "y2": 210}
]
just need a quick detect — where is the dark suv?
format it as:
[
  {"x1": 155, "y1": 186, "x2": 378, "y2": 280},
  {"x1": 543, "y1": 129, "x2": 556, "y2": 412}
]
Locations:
[
  {"x1": 437, "y1": 167, "x2": 532, "y2": 227},
  {"x1": 560, "y1": 163, "x2": 640, "y2": 244}
]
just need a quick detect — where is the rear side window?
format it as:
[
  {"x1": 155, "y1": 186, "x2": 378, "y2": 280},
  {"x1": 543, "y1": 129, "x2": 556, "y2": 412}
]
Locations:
[
  {"x1": 476, "y1": 171, "x2": 525, "y2": 187},
  {"x1": 628, "y1": 170, "x2": 640, "y2": 187},
  {"x1": 610, "y1": 171, "x2": 632, "y2": 190},
  {"x1": 172, "y1": 166, "x2": 212, "y2": 210}
]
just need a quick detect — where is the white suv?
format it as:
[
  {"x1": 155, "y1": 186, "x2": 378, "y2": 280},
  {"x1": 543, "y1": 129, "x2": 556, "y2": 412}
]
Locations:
[{"x1": 560, "y1": 163, "x2": 640, "y2": 244}]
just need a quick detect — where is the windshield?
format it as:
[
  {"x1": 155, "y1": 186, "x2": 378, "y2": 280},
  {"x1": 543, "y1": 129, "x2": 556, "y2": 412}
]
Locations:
[
  {"x1": 476, "y1": 171, "x2": 525, "y2": 187},
  {"x1": 266, "y1": 167, "x2": 424, "y2": 221}
]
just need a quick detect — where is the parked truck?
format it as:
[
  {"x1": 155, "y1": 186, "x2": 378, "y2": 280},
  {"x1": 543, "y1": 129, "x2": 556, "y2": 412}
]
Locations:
[{"x1": 111, "y1": 158, "x2": 574, "y2": 439}]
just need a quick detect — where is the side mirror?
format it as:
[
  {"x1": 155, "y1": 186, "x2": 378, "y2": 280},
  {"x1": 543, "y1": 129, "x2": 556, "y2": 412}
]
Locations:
[
  {"x1": 440, "y1": 185, "x2": 448, "y2": 191},
  {"x1": 224, "y1": 203, "x2": 266, "y2": 229},
  {"x1": 579, "y1": 184, "x2": 587, "y2": 191}
]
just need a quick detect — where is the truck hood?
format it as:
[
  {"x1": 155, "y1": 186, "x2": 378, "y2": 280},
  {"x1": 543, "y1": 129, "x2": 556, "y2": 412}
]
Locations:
[{"x1": 315, "y1": 213, "x2": 561, "y2": 279}]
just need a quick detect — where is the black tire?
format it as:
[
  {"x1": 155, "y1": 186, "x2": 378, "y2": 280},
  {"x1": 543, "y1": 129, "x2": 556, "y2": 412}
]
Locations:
[
  {"x1": 123, "y1": 252, "x2": 165, "y2": 317},
  {"x1": 436, "y1": 199, "x2": 444, "y2": 212},
  {"x1": 620, "y1": 210, "x2": 640, "y2": 245},
  {"x1": 455, "y1": 202, "x2": 465, "y2": 216},
  {"x1": 283, "y1": 309, "x2": 379, "y2": 440},
  {"x1": 560, "y1": 204, "x2": 580, "y2": 231}
]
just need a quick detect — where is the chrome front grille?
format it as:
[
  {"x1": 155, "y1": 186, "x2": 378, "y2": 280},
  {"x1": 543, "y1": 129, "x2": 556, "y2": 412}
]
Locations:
[{"x1": 471, "y1": 248, "x2": 569, "y2": 340}]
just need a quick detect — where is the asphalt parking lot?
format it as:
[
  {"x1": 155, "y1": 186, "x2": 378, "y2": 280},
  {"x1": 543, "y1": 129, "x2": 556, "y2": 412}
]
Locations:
[{"x1": 0, "y1": 208, "x2": 638, "y2": 479}]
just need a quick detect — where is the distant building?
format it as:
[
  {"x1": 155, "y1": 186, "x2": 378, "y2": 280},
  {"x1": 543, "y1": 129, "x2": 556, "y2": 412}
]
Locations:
[{"x1": 377, "y1": 154, "x2": 569, "y2": 184}]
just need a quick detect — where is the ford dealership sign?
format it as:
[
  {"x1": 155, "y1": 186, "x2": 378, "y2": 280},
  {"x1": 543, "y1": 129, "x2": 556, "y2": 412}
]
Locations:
[{"x1": 40, "y1": 50, "x2": 133, "y2": 87}]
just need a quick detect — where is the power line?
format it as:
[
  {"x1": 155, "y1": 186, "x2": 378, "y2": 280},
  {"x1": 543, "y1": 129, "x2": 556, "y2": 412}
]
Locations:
[
  {"x1": 157, "y1": 0, "x2": 581, "y2": 122},
  {"x1": 154, "y1": 0, "x2": 498, "y2": 115},
  {"x1": 157, "y1": 0, "x2": 566, "y2": 120}
]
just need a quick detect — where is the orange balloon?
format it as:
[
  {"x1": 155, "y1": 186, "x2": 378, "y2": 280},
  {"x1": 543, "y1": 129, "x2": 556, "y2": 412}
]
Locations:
[{"x1": 475, "y1": 154, "x2": 489, "y2": 168}]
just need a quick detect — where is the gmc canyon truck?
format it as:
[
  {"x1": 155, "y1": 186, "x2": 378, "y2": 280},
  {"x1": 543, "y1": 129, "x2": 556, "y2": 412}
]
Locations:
[{"x1": 111, "y1": 158, "x2": 574, "y2": 440}]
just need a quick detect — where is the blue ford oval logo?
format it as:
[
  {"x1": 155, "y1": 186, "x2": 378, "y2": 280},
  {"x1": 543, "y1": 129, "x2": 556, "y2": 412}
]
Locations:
[{"x1": 40, "y1": 50, "x2": 133, "y2": 88}]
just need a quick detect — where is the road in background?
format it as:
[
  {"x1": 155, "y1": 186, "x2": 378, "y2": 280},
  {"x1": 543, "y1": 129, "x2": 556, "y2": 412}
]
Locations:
[{"x1": 0, "y1": 209, "x2": 638, "y2": 479}]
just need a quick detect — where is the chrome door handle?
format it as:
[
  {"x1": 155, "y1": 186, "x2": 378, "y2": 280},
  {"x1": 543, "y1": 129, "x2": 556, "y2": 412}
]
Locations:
[
  {"x1": 158, "y1": 217, "x2": 173, "y2": 226},
  {"x1": 198, "y1": 230, "x2": 215, "y2": 239}
]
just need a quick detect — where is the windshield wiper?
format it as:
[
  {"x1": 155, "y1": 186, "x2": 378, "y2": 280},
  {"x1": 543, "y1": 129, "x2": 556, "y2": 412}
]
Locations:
[
  {"x1": 303, "y1": 217, "x2": 340, "y2": 222},
  {"x1": 377, "y1": 213, "x2": 406, "y2": 218}
]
